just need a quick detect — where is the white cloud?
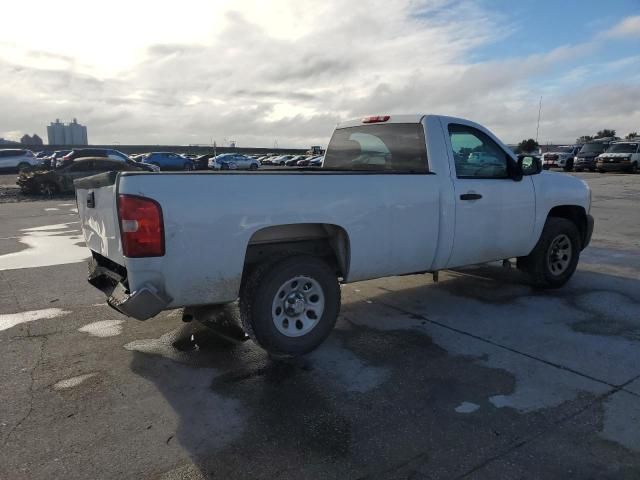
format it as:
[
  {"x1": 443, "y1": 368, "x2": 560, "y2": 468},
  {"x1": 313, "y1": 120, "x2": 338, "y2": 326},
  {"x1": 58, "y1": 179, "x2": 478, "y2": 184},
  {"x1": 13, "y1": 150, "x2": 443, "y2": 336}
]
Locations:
[
  {"x1": 0, "y1": 1, "x2": 638, "y2": 146},
  {"x1": 605, "y1": 15, "x2": 640, "y2": 38}
]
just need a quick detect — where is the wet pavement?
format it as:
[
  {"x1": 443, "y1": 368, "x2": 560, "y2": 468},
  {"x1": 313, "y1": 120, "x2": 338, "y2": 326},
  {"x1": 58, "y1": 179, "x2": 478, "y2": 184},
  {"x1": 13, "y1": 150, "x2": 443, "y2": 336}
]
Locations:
[{"x1": 1, "y1": 171, "x2": 640, "y2": 479}]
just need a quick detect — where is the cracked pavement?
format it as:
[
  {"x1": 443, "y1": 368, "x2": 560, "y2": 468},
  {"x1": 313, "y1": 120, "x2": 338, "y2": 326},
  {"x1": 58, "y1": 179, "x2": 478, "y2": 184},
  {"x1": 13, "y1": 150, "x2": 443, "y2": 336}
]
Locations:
[{"x1": 0, "y1": 171, "x2": 639, "y2": 479}]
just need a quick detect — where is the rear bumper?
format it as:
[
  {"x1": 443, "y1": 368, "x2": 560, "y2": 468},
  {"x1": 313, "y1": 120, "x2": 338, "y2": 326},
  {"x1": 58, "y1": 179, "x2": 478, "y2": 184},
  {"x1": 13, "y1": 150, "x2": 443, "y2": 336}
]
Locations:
[
  {"x1": 87, "y1": 255, "x2": 171, "y2": 320},
  {"x1": 583, "y1": 214, "x2": 594, "y2": 250}
]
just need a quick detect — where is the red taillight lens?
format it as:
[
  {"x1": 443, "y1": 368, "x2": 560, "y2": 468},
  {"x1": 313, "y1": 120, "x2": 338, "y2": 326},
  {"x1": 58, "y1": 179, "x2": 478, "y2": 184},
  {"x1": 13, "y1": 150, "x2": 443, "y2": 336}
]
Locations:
[
  {"x1": 117, "y1": 194, "x2": 164, "y2": 257},
  {"x1": 362, "y1": 115, "x2": 390, "y2": 123}
]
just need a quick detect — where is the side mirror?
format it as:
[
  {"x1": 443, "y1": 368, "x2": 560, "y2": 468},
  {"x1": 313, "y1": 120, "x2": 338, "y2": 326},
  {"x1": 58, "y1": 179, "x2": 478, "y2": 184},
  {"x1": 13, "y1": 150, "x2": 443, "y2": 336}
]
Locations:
[
  {"x1": 518, "y1": 155, "x2": 542, "y2": 176},
  {"x1": 507, "y1": 155, "x2": 523, "y2": 181}
]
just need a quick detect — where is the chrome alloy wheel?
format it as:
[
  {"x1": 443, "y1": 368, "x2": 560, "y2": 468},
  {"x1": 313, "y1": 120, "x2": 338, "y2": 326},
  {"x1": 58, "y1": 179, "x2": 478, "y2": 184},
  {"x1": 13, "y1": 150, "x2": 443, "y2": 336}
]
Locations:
[
  {"x1": 272, "y1": 275, "x2": 325, "y2": 337},
  {"x1": 547, "y1": 234, "x2": 572, "y2": 275}
]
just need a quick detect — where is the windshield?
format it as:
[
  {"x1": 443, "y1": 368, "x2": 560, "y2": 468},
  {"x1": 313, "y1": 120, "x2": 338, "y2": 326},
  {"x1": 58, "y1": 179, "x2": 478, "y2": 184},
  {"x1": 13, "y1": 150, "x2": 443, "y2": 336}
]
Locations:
[
  {"x1": 323, "y1": 123, "x2": 427, "y2": 172},
  {"x1": 555, "y1": 146, "x2": 574, "y2": 153},
  {"x1": 607, "y1": 143, "x2": 637, "y2": 154},
  {"x1": 579, "y1": 143, "x2": 606, "y2": 154}
]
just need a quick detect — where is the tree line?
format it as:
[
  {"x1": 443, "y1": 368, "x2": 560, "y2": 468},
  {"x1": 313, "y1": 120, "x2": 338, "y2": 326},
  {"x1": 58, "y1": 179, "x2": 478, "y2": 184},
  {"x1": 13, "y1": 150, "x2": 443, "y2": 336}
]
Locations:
[{"x1": 516, "y1": 129, "x2": 639, "y2": 153}]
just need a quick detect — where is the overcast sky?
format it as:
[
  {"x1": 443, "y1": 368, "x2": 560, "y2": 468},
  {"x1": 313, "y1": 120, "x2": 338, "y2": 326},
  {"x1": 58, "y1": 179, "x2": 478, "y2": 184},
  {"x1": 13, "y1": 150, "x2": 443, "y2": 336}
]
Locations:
[{"x1": 1, "y1": 0, "x2": 639, "y2": 147}]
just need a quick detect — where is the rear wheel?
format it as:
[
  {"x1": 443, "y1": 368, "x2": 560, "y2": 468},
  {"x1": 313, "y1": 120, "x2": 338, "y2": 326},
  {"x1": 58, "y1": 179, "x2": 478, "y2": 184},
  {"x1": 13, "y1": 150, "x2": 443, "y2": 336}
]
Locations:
[
  {"x1": 183, "y1": 163, "x2": 193, "y2": 171},
  {"x1": 249, "y1": 163, "x2": 258, "y2": 170},
  {"x1": 517, "y1": 217, "x2": 580, "y2": 289},
  {"x1": 239, "y1": 255, "x2": 340, "y2": 357}
]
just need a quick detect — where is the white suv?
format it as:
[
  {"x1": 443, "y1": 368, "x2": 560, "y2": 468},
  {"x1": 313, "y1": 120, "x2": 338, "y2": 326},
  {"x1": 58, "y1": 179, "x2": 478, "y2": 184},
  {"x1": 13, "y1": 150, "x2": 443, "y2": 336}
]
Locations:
[{"x1": 0, "y1": 149, "x2": 41, "y2": 171}]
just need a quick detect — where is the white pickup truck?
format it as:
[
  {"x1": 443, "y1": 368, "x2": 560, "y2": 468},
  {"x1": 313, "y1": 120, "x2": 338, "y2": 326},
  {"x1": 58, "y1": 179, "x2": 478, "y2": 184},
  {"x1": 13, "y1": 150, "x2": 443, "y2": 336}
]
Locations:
[{"x1": 75, "y1": 114, "x2": 593, "y2": 357}]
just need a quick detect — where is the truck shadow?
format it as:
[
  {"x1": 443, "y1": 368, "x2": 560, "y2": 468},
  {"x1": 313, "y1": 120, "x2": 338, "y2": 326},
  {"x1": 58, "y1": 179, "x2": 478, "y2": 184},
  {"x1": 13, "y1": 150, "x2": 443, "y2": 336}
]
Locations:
[{"x1": 128, "y1": 263, "x2": 640, "y2": 479}]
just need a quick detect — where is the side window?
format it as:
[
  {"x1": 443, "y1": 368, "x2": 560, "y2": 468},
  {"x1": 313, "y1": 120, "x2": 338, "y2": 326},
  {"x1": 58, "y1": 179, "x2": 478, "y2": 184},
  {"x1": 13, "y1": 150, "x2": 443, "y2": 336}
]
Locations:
[
  {"x1": 95, "y1": 161, "x2": 122, "y2": 171},
  {"x1": 448, "y1": 124, "x2": 508, "y2": 179},
  {"x1": 69, "y1": 161, "x2": 93, "y2": 171}
]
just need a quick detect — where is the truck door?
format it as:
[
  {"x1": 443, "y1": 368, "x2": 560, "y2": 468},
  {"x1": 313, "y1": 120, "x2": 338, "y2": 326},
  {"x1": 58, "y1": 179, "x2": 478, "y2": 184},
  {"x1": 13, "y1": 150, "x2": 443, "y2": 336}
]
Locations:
[{"x1": 444, "y1": 122, "x2": 536, "y2": 268}]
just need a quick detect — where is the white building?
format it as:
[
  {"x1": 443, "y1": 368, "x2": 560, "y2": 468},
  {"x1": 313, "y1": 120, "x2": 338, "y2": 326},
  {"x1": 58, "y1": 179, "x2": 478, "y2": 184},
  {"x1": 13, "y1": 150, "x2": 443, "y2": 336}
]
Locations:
[{"x1": 47, "y1": 118, "x2": 88, "y2": 145}]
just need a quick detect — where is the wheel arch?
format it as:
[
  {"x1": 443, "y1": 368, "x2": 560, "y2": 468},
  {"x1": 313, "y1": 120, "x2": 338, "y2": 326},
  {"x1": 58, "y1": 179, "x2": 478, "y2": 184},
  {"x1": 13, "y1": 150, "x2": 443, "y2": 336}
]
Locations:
[
  {"x1": 547, "y1": 205, "x2": 588, "y2": 249},
  {"x1": 243, "y1": 223, "x2": 351, "y2": 281}
]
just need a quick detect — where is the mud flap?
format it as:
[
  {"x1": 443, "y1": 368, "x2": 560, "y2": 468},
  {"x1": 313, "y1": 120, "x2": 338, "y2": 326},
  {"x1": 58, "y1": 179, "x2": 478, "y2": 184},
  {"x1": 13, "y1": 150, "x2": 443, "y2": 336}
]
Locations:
[{"x1": 183, "y1": 304, "x2": 249, "y2": 344}]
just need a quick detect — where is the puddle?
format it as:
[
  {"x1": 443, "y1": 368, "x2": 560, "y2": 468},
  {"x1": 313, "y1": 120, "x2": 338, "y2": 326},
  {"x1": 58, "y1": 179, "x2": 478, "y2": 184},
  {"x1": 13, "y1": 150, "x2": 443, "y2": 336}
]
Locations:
[
  {"x1": 53, "y1": 373, "x2": 98, "y2": 390},
  {"x1": 600, "y1": 391, "x2": 640, "y2": 451},
  {"x1": 308, "y1": 338, "x2": 390, "y2": 393},
  {"x1": 0, "y1": 221, "x2": 89, "y2": 270},
  {"x1": 78, "y1": 320, "x2": 125, "y2": 338},
  {"x1": 124, "y1": 323, "x2": 237, "y2": 365},
  {"x1": 0, "y1": 308, "x2": 71, "y2": 332},
  {"x1": 455, "y1": 401, "x2": 480, "y2": 413}
]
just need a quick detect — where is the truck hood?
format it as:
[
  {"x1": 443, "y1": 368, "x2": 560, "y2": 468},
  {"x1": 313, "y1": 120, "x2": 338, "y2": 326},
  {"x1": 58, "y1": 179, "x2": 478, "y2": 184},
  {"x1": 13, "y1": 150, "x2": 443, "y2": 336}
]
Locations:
[
  {"x1": 544, "y1": 151, "x2": 572, "y2": 157},
  {"x1": 598, "y1": 153, "x2": 632, "y2": 159}
]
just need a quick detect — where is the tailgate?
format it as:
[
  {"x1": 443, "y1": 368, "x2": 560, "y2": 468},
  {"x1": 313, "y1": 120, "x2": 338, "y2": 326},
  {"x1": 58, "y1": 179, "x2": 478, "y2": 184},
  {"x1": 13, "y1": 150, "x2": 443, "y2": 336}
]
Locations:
[{"x1": 74, "y1": 172, "x2": 125, "y2": 265}]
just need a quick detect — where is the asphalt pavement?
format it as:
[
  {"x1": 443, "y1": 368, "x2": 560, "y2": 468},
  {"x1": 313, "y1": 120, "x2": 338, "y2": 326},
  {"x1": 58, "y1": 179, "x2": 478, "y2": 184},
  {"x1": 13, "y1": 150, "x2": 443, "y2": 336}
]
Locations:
[{"x1": 1, "y1": 171, "x2": 639, "y2": 479}]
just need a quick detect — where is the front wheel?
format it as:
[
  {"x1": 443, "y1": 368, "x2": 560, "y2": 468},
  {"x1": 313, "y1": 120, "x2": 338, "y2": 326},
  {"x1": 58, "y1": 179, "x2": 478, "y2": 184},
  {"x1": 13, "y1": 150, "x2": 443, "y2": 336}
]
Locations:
[
  {"x1": 517, "y1": 217, "x2": 580, "y2": 289},
  {"x1": 38, "y1": 181, "x2": 58, "y2": 197},
  {"x1": 239, "y1": 255, "x2": 340, "y2": 357},
  {"x1": 630, "y1": 163, "x2": 638, "y2": 174},
  {"x1": 183, "y1": 163, "x2": 193, "y2": 171}
]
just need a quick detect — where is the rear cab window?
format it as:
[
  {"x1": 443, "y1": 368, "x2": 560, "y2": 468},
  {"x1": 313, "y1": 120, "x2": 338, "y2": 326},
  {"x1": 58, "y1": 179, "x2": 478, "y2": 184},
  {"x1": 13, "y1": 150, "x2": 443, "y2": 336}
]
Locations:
[{"x1": 323, "y1": 124, "x2": 428, "y2": 172}]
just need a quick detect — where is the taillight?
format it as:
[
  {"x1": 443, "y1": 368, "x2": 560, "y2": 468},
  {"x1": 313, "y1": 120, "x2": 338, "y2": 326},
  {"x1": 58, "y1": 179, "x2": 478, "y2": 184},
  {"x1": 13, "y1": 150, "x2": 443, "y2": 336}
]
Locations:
[
  {"x1": 117, "y1": 194, "x2": 164, "y2": 257},
  {"x1": 362, "y1": 115, "x2": 390, "y2": 123}
]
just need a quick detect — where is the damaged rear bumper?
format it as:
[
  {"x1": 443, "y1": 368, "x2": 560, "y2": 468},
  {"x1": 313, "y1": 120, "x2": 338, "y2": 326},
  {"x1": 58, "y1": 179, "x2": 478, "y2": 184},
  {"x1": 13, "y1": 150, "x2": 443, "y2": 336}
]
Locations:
[{"x1": 87, "y1": 255, "x2": 171, "y2": 320}]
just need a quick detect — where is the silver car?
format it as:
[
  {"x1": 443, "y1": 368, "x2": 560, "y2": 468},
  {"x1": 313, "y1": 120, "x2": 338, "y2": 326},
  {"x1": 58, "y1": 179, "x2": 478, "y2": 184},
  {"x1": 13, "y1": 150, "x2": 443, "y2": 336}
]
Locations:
[
  {"x1": 0, "y1": 149, "x2": 41, "y2": 171},
  {"x1": 209, "y1": 154, "x2": 260, "y2": 170}
]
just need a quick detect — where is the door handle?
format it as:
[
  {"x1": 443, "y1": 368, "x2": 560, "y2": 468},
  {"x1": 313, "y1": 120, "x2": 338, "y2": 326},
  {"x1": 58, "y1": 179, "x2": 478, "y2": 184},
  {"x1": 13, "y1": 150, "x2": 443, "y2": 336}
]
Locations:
[{"x1": 460, "y1": 193, "x2": 482, "y2": 201}]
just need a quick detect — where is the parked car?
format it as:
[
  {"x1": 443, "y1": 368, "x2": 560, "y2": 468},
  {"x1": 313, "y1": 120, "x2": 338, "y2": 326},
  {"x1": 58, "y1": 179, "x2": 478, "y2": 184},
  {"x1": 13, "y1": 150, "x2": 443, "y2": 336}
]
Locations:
[
  {"x1": 0, "y1": 149, "x2": 41, "y2": 172},
  {"x1": 542, "y1": 145, "x2": 581, "y2": 171},
  {"x1": 141, "y1": 152, "x2": 194, "y2": 171},
  {"x1": 596, "y1": 141, "x2": 640, "y2": 173},
  {"x1": 271, "y1": 155, "x2": 293, "y2": 166},
  {"x1": 285, "y1": 155, "x2": 307, "y2": 166},
  {"x1": 209, "y1": 154, "x2": 259, "y2": 170},
  {"x1": 309, "y1": 156, "x2": 323, "y2": 167},
  {"x1": 75, "y1": 113, "x2": 592, "y2": 358},
  {"x1": 18, "y1": 157, "x2": 147, "y2": 195},
  {"x1": 574, "y1": 141, "x2": 611, "y2": 172},
  {"x1": 58, "y1": 148, "x2": 159, "y2": 172},
  {"x1": 192, "y1": 153, "x2": 216, "y2": 170},
  {"x1": 58, "y1": 148, "x2": 131, "y2": 168},
  {"x1": 296, "y1": 156, "x2": 313, "y2": 166}
]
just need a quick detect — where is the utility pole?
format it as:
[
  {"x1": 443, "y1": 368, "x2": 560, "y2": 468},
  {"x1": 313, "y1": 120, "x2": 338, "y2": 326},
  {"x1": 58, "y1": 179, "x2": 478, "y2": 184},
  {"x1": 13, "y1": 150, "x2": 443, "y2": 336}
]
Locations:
[{"x1": 535, "y1": 96, "x2": 542, "y2": 144}]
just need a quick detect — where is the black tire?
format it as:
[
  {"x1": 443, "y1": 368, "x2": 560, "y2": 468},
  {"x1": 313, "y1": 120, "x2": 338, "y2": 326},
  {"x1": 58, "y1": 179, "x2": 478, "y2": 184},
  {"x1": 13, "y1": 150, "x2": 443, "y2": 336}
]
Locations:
[
  {"x1": 249, "y1": 163, "x2": 258, "y2": 170},
  {"x1": 38, "y1": 181, "x2": 58, "y2": 197},
  {"x1": 183, "y1": 163, "x2": 193, "y2": 171},
  {"x1": 17, "y1": 162, "x2": 30, "y2": 172},
  {"x1": 588, "y1": 168, "x2": 596, "y2": 172},
  {"x1": 574, "y1": 167, "x2": 583, "y2": 172},
  {"x1": 517, "y1": 217, "x2": 580, "y2": 289},
  {"x1": 598, "y1": 169, "x2": 605, "y2": 173},
  {"x1": 630, "y1": 162, "x2": 638, "y2": 174},
  {"x1": 239, "y1": 255, "x2": 340, "y2": 357}
]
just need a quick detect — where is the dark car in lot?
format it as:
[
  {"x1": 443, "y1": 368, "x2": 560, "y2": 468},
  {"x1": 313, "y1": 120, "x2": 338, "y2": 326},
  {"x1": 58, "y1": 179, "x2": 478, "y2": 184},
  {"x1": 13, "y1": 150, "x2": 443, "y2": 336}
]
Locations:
[
  {"x1": 56, "y1": 148, "x2": 157, "y2": 172},
  {"x1": 574, "y1": 141, "x2": 610, "y2": 172},
  {"x1": 17, "y1": 157, "x2": 147, "y2": 196},
  {"x1": 57, "y1": 148, "x2": 131, "y2": 168},
  {"x1": 192, "y1": 153, "x2": 216, "y2": 170}
]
